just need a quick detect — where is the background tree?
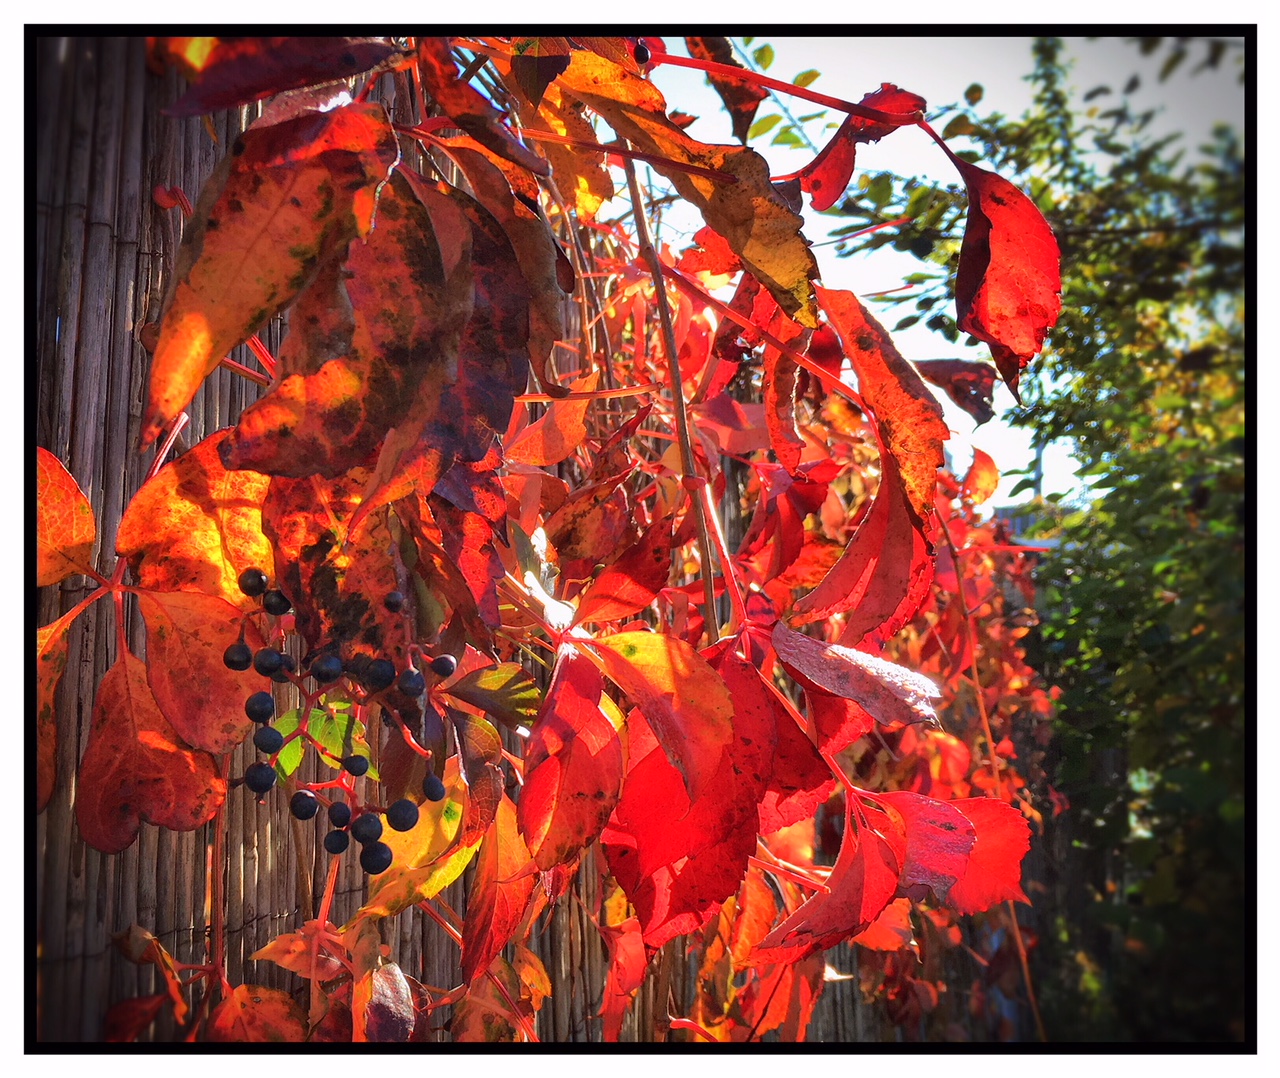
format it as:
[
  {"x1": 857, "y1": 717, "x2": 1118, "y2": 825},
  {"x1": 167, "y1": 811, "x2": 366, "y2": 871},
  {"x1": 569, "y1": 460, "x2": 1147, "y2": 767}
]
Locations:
[{"x1": 828, "y1": 35, "x2": 1247, "y2": 1041}]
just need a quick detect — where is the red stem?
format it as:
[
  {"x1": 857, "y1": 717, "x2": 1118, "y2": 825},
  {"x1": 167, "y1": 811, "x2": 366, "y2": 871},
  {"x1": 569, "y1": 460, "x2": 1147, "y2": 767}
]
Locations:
[{"x1": 650, "y1": 52, "x2": 923, "y2": 127}]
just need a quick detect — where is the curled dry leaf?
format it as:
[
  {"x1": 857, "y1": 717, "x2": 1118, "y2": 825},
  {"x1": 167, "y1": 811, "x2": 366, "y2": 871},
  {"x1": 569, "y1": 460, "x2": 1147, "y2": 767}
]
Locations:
[
  {"x1": 952, "y1": 159, "x2": 1062, "y2": 401},
  {"x1": 772, "y1": 621, "x2": 940, "y2": 729}
]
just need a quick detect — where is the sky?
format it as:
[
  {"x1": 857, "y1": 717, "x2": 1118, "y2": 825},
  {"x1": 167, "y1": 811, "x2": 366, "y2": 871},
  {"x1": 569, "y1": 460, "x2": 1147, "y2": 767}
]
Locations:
[{"x1": 644, "y1": 34, "x2": 1247, "y2": 509}]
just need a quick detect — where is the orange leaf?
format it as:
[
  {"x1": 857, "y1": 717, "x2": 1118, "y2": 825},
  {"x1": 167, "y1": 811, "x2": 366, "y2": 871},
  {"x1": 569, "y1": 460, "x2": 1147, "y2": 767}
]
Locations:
[
  {"x1": 76, "y1": 652, "x2": 226, "y2": 854},
  {"x1": 556, "y1": 49, "x2": 818, "y2": 327},
  {"x1": 116, "y1": 429, "x2": 274, "y2": 610},
  {"x1": 141, "y1": 102, "x2": 399, "y2": 445},
  {"x1": 590, "y1": 631, "x2": 733, "y2": 801},
  {"x1": 37, "y1": 447, "x2": 96, "y2": 586},
  {"x1": 816, "y1": 286, "x2": 947, "y2": 517},
  {"x1": 518, "y1": 646, "x2": 623, "y2": 871},
  {"x1": 206, "y1": 985, "x2": 307, "y2": 1042},
  {"x1": 962, "y1": 447, "x2": 1001, "y2": 505},
  {"x1": 251, "y1": 922, "x2": 345, "y2": 982},
  {"x1": 36, "y1": 609, "x2": 78, "y2": 812},
  {"x1": 460, "y1": 794, "x2": 536, "y2": 985},
  {"x1": 136, "y1": 590, "x2": 266, "y2": 754},
  {"x1": 573, "y1": 512, "x2": 688, "y2": 626},
  {"x1": 507, "y1": 372, "x2": 599, "y2": 467},
  {"x1": 952, "y1": 160, "x2": 1062, "y2": 401}
]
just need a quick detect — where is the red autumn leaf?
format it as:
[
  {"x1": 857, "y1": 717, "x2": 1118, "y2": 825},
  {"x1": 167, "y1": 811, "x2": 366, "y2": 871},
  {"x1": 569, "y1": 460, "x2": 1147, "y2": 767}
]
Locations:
[
  {"x1": 598, "y1": 913, "x2": 646, "y2": 1042},
  {"x1": 915, "y1": 358, "x2": 998, "y2": 426},
  {"x1": 135, "y1": 590, "x2": 266, "y2": 754},
  {"x1": 738, "y1": 952, "x2": 826, "y2": 1042},
  {"x1": 573, "y1": 512, "x2": 690, "y2": 626},
  {"x1": 432, "y1": 496, "x2": 504, "y2": 630},
  {"x1": 112, "y1": 924, "x2": 190, "y2": 1025},
  {"x1": 943, "y1": 797, "x2": 1032, "y2": 914},
  {"x1": 220, "y1": 169, "x2": 468, "y2": 477},
  {"x1": 116, "y1": 430, "x2": 274, "y2": 610},
  {"x1": 773, "y1": 622, "x2": 940, "y2": 729},
  {"x1": 786, "y1": 84, "x2": 926, "y2": 211},
  {"x1": 874, "y1": 790, "x2": 977, "y2": 906},
  {"x1": 76, "y1": 652, "x2": 226, "y2": 854},
  {"x1": 416, "y1": 37, "x2": 549, "y2": 178},
  {"x1": 962, "y1": 447, "x2": 1001, "y2": 505},
  {"x1": 517, "y1": 645, "x2": 623, "y2": 871},
  {"x1": 206, "y1": 984, "x2": 307, "y2": 1042},
  {"x1": 816, "y1": 286, "x2": 947, "y2": 518},
  {"x1": 556, "y1": 49, "x2": 818, "y2": 327},
  {"x1": 590, "y1": 631, "x2": 734, "y2": 801},
  {"x1": 790, "y1": 450, "x2": 934, "y2": 646},
  {"x1": 850, "y1": 897, "x2": 915, "y2": 952},
  {"x1": 103, "y1": 995, "x2": 169, "y2": 1043},
  {"x1": 752, "y1": 794, "x2": 904, "y2": 964},
  {"x1": 757, "y1": 687, "x2": 836, "y2": 835},
  {"x1": 684, "y1": 37, "x2": 768, "y2": 143},
  {"x1": 157, "y1": 37, "x2": 403, "y2": 117},
  {"x1": 676, "y1": 225, "x2": 743, "y2": 279},
  {"x1": 762, "y1": 300, "x2": 809, "y2": 477},
  {"x1": 141, "y1": 102, "x2": 399, "y2": 446},
  {"x1": 37, "y1": 447, "x2": 97, "y2": 586},
  {"x1": 36, "y1": 609, "x2": 78, "y2": 813},
  {"x1": 460, "y1": 794, "x2": 537, "y2": 985},
  {"x1": 507, "y1": 372, "x2": 599, "y2": 467},
  {"x1": 802, "y1": 675, "x2": 877, "y2": 755},
  {"x1": 951, "y1": 158, "x2": 1062, "y2": 401}
]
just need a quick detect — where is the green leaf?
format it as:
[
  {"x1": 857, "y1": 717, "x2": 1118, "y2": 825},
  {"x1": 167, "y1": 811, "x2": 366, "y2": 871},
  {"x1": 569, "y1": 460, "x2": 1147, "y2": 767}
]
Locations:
[
  {"x1": 442, "y1": 663, "x2": 542, "y2": 729},
  {"x1": 1008, "y1": 477, "x2": 1038, "y2": 498},
  {"x1": 747, "y1": 113, "x2": 783, "y2": 139},
  {"x1": 273, "y1": 703, "x2": 376, "y2": 781},
  {"x1": 753, "y1": 44, "x2": 774, "y2": 69},
  {"x1": 964, "y1": 83, "x2": 984, "y2": 106},
  {"x1": 770, "y1": 127, "x2": 804, "y2": 148},
  {"x1": 942, "y1": 114, "x2": 976, "y2": 140},
  {"x1": 793, "y1": 69, "x2": 821, "y2": 88}
]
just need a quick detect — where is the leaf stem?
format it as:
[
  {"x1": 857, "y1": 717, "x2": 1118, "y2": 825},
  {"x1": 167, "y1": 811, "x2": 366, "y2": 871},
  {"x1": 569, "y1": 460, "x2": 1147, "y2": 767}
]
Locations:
[
  {"x1": 623, "y1": 153, "x2": 720, "y2": 645},
  {"x1": 650, "y1": 51, "x2": 923, "y2": 127}
]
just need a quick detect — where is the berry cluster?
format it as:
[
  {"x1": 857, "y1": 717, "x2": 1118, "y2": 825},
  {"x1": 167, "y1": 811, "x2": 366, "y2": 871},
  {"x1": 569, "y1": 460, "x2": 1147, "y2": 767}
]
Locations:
[{"x1": 223, "y1": 569, "x2": 459, "y2": 876}]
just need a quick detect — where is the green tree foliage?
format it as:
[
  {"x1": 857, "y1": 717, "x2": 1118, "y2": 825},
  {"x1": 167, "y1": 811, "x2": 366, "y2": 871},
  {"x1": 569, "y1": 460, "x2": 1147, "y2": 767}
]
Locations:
[{"x1": 829, "y1": 36, "x2": 1247, "y2": 1041}]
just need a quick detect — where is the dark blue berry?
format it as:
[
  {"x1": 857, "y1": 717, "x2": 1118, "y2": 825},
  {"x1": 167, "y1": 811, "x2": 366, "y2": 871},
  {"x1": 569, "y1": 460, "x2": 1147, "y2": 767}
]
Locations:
[
  {"x1": 290, "y1": 791, "x2": 320, "y2": 820},
  {"x1": 252, "y1": 726, "x2": 284, "y2": 754},
  {"x1": 270, "y1": 653, "x2": 297, "y2": 683},
  {"x1": 360, "y1": 841, "x2": 393, "y2": 875},
  {"x1": 634, "y1": 40, "x2": 651, "y2": 65},
  {"x1": 244, "y1": 762, "x2": 276, "y2": 794},
  {"x1": 223, "y1": 642, "x2": 252, "y2": 671},
  {"x1": 350, "y1": 814, "x2": 383, "y2": 845},
  {"x1": 429, "y1": 654, "x2": 457, "y2": 678},
  {"x1": 363, "y1": 659, "x2": 396, "y2": 693},
  {"x1": 383, "y1": 591, "x2": 405, "y2": 612},
  {"x1": 263, "y1": 590, "x2": 292, "y2": 616},
  {"x1": 238, "y1": 568, "x2": 268, "y2": 597},
  {"x1": 422, "y1": 771, "x2": 446, "y2": 802},
  {"x1": 245, "y1": 691, "x2": 275, "y2": 724},
  {"x1": 323, "y1": 830, "x2": 349, "y2": 855},
  {"x1": 386, "y1": 799, "x2": 419, "y2": 832},
  {"x1": 397, "y1": 668, "x2": 426, "y2": 697},
  {"x1": 311, "y1": 653, "x2": 344, "y2": 683},
  {"x1": 253, "y1": 648, "x2": 284, "y2": 676},
  {"x1": 343, "y1": 755, "x2": 370, "y2": 777},
  {"x1": 328, "y1": 801, "x2": 352, "y2": 829}
]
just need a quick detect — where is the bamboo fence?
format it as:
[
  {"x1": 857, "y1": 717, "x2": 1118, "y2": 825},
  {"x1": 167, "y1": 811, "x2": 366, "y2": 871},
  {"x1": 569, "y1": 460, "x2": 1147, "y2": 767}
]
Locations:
[{"x1": 33, "y1": 35, "x2": 1013, "y2": 1045}]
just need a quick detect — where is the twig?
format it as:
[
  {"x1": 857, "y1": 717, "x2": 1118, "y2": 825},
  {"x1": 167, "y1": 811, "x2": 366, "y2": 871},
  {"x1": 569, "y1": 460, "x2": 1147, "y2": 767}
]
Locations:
[{"x1": 623, "y1": 153, "x2": 720, "y2": 645}]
